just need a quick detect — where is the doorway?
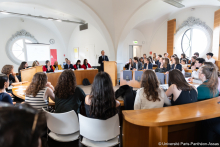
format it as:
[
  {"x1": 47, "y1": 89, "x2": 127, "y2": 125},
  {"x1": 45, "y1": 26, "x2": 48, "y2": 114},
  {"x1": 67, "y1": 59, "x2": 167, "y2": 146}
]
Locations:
[{"x1": 129, "y1": 45, "x2": 142, "y2": 59}]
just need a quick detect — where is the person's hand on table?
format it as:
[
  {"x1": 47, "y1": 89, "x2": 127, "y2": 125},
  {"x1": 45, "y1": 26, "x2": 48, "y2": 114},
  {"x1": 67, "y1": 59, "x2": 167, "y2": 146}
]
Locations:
[
  {"x1": 191, "y1": 66, "x2": 196, "y2": 71},
  {"x1": 13, "y1": 102, "x2": 16, "y2": 105},
  {"x1": 46, "y1": 82, "x2": 52, "y2": 87},
  {"x1": 22, "y1": 81, "x2": 28, "y2": 84},
  {"x1": 165, "y1": 72, "x2": 169, "y2": 75},
  {"x1": 7, "y1": 92, "x2": 12, "y2": 97}
]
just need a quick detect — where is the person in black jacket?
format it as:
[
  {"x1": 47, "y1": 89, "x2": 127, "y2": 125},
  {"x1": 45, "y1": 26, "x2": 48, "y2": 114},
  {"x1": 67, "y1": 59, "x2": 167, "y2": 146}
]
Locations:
[
  {"x1": 125, "y1": 58, "x2": 133, "y2": 70},
  {"x1": 171, "y1": 57, "x2": 182, "y2": 71},
  {"x1": 144, "y1": 58, "x2": 153, "y2": 70},
  {"x1": 64, "y1": 60, "x2": 74, "y2": 69},
  {"x1": 159, "y1": 58, "x2": 170, "y2": 72},
  {"x1": 98, "y1": 50, "x2": 109, "y2": 71},
  {"x1": 155, "y1": 54, "x2": 162, "y2": 65},
  {"x1": 132, "y1": 57, "x2": 142, "y2": 71}
]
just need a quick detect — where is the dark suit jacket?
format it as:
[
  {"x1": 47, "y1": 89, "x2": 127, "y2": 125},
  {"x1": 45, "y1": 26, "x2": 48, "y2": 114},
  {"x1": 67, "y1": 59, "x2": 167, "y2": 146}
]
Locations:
[
  {"x1": 98, "y1": 55, "x2": 109, "y2": 71},
  {"x1": 64, "y1": 64, "x2": 74, "y2": 69},
  {"x1": 157, "y1": 62, "x2": 161, "y2": 68},
  {"x1": 125, "y1": 63, "x2": 133, "y2": 70},
  {"x1": 171, "y1": 64, "x2": 182, "y2": 71},
  {"x1": 144, "y1": 63, "x2": 153, "y2": 69},
  {"x1": 132, "y1": 62, "x2": 142, "y2": 70},
  {"x1": 155, "y1": 60, "x2": 159, "y2": 65}
]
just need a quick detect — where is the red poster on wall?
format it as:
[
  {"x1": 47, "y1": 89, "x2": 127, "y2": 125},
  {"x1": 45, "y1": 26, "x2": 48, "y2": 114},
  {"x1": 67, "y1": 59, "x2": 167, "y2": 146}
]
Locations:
[{"x1": 50, "y1": 49, "x2": 57, "y2": 65}]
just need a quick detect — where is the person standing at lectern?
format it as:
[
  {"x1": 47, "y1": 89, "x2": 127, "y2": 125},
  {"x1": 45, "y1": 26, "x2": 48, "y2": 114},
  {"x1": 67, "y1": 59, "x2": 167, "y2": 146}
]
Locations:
[{"x1": 98, "y1": 50, "x2": 109, "y2": 71}]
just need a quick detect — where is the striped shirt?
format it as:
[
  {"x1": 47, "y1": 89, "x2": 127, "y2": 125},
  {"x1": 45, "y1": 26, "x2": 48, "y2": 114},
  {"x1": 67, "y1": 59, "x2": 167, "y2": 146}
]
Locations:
[{"x1": 25, "y1": 87, "x2": 48, "y2": 111}]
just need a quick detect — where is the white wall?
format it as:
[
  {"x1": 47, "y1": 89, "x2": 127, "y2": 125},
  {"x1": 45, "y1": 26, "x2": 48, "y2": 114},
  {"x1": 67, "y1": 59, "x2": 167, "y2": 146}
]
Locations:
[
  {"x1": 137, "y1": 6, "x2": 219, "y2": 59},
  {"x1": 68, "y1": 24, "x2": 110, "y2": 66},
  {"x1": 0, "y1": 17, "x2": 66, "y2": 71}
]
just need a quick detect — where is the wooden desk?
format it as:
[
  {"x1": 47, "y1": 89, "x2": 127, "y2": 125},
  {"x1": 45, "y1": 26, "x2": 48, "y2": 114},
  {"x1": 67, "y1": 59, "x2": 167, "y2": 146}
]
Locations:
[{"x1": 122, "y1": 97, "x2": 220, "y2": 147}]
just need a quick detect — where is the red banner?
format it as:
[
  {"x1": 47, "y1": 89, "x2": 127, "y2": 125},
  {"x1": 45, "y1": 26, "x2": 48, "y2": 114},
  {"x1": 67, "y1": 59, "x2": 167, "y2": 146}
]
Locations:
[{"x1": 50, "y1": 49, "x2": 57, "y2": 65}]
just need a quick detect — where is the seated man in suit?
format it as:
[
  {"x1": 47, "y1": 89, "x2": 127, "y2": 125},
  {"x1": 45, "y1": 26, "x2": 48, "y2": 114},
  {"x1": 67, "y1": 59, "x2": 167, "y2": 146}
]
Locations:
[
  {"x1": 64, "y1": 60, "x2": 74, "y2": 69},
  {"x1": 132, "y1": 57, "x2": 142, "y2": 71},
  {"x1": 98, "y1": 50, "x2": 109, "y2": 71}
]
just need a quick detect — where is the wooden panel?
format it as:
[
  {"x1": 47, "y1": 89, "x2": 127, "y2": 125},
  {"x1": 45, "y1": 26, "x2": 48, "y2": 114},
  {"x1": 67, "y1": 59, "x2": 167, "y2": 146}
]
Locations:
[
  {"x1": 47, "y1": 72, "x2": 62, "y2": 87},
  {"x1": 36, "y1": 66, "x2": 43, "y2": 72},
  {"x1": 213, "y1": 9, "x2": 220, "y2": 60},
  {"x1": 149, "y1": 126, "x2": 168, "y2": 147},
  {"x1": 21, "y1": 67, "x2": 37, "y2": 82},
  {"x1": 167, "y1": 19, "x2": 176, "y2": 56},
  {"x1": 104, "y1": 61, "x2": 117, "y2": 86},
  {"x1": 123, "y1": 119, "x2": 149, "y2": 147},
  {"x1": 122, "y1": 97, "x2": 220, "y2": 127}
]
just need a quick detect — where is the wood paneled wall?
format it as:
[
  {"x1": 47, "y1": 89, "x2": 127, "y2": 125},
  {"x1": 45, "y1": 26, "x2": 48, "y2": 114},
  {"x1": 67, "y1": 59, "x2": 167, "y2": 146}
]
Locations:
[
  {"x1": 167, "y1": 19, "x2": 176, "y2": 57},
  {"x1": 213, "y1": 9, "x2": 220, "y2": 70}
]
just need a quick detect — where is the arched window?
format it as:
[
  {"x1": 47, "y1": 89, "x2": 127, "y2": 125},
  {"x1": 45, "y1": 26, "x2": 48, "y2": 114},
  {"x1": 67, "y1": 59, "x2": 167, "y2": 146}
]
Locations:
[
  {"x1": 6, "y1": 30, "x2": 38, "y2": 64},
  {"x1": 175, "y1": 17, "x2": 212, "y2": 58}
]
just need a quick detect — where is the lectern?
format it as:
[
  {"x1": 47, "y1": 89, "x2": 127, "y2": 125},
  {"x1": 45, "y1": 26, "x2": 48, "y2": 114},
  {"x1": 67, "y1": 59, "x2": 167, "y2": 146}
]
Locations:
[{"x1": 104, "y1": 61, "x2": 117, "y2": 86}]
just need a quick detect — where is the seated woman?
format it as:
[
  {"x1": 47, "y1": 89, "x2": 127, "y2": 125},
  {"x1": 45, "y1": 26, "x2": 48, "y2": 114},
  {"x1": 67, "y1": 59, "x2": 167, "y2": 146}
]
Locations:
[
  {"x1": 53, "y1": 61, "x2": 62, "y2": 71},
  {"x1": 18, "y1": 61, "x2": 28, "y2": 76},
  {"x1": 43, "y1": 60, "x2": 54, "y2": 73},
  {"x1": 85, "y1": 72, "x2": 120, "y2": 120},
  {"x1": 143, "y1": 58, "x2": 153, "y2": 70},
  {"x1": 159, "y1": 58, "x2": 170, "y2": 72},
  {"x1": 73, "y1": 60, "x2": 82, "y2": 70},
  {"x1": 166, "y1": 69, "x2": 197, "y2": 106},
  {"x1": 134, "y1": 70, "x2": 171, "y2": 110},
  {"x1": 0, "y1": 74, "x2": 13, "y2": 104},
  {"x1": 197, "y1": 65, "x2": 219, "y2": 101},
  {"x1": 32, "y1": 60, "x2": 39, "y2": 67},
  {"x1": 189, "y1": 56, "x2": 197, "y2": 69},
  {"x1": 181, "y1": 59, "x2": 188, "y2": 70},
  {"x1": 0, "y1": 103, "x2": 46, "y2": 147},
  {"x1": 139, "y1": 57, "x2": 144, "y2": 69},
  {"x1": 125, "y1": 58, "x2": 133, "y2": 70},
  {"x1": 152, "y1": 53, "x2": 157, "y2": 63},
  {"x1": 25, "y1": 72, "x2": 55, "y2": 110},
  {"x1": 180, "y1": 53, "x2": 187, "y2": 63},
  {"x1": 55, "y1": 70, "x2": 86, "y2": 113},
  {"x1": 81, "y1": 59, "x2": 92, "y2": 69},
  {"x1": 171, "y1": 57, "x2": 182, "y2": 71}
]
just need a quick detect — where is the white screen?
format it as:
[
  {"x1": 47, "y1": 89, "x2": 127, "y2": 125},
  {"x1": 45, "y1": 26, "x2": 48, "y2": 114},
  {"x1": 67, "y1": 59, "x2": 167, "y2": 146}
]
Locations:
[{"x1": 26, "y1": 43, "x2": 50, "y2": 61}]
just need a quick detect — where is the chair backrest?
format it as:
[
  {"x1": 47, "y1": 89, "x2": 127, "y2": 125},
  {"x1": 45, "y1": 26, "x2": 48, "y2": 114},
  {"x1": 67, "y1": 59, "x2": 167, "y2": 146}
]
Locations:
[
  {"x1": 79, "y1": 114, "x2": 120, "y2": 141},
  {"x1": 42, "y1": 108, "x2": 79, "y2": 135},
  {"x1": 156, "y1": 72, "x2": 165, "y2": 84}
]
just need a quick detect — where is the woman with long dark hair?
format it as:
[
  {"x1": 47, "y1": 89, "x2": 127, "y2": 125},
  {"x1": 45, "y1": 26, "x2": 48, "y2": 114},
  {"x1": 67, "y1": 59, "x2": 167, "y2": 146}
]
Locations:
[
  {"x1": 84, "y1": 72, "x2": 120, "y2": 119},
  {"x1": 81, "y1": 59, "x2": 92, "y2": 69},
  {"x1": 54, "y1": 70, "x2": 86, "y2": 113},
  {"x1": 166, "y1": 69, "x2": 197, "y2": 105},
  {"x1": 25, "y1": 72, "x2": 55, "y2": 110},
  {"x1": 143, "y1": 58, "x2": 153, "y2": 70},
  {"x1": 134, "y1": 70, "x2": 170, "y2": 110},
  {"x1": 125, "y1": 58, "x2": 133, "y2": 70},
  {"x1": 159, "y1": 58, "x2": 170, "y2": 71},
  {"x1": 170, "y1": 57, "x2": 182, "y2": 71},
  {"x1": 18, "y1": 61, "x2": 28, "y2": 76},
  {"x1": 73, "y1": 60, "x2": 82, "y2": 70}
]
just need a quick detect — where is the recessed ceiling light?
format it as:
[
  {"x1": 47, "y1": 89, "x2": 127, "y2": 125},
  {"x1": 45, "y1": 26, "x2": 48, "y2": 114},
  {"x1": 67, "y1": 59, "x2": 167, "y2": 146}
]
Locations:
[{"x1": 162, "y1": 0, "x2": 185, "y2": 8}]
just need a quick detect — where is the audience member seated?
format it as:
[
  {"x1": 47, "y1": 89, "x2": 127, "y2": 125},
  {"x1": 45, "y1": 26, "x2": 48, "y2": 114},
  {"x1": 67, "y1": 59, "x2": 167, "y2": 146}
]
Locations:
[
  {"x1": 181, "y1": 59, "x2": 188, "y2": 70},
  {"x1": 0, "y1": 103, "x2": 46, "y2": 147},
  {"x1": 143, "y1": 54, "x2": 147, "y2": 59},
  {"x1": 148, "y1": 56, "x2": 153, "y2": 63},
  {"x1": 170, "y1": 55, "x2": 175, "y2": 64},
  {"x1": 164, "y1": 52, "x2": 168, "y2": 58},
  {"x1": 180, "y1": 53, "x2": 188, "y2": 63},
  {"x1": 158, "y1": 58, "x2": 170, "y2": 72},
  {"x1": 25, "y1": 72, "x2": 55, "y2": 110},
  {"x1": 53, "y1": 61, "x2": 62, "y2": 70},
  {"x1": 152, "y1": 53, "x2": 157, "y2": 63},
  {"x1": 63, "y1": 58, "x2": 68, "y2": 68},
  {"x1": 155, "y1": 54, "x2": 162, "y2": 65},
  {"x1": 218, "y1": 71, "x2": 220, "y2": 95},
  {"x1": 84, "y1": 72, "x2": 120, "y2": 119},
  {"x1": 189, "y1": 56, "x2": 197, "y2": 69},
  {"x1": 143, "y1": 58, "x2": 153, "y2": 70},
  {"x1": 125, "y1": 58, "x2": 133, "y2": 70},
  {"x1": 139, "y1": 57, "x2": 144, "y2": 69},
  {"x1": 64, "y1": 60, "x2": 74, "y2": 69},
  {"x1": 205, "y1": 52, "x2": 215, "y2": 64},
  {"x1": 197, "y1": 64, "x2": 219, "y2": 101},
  {"x1": 188, "y1": 58, "x2": 205, "y2": 84},
  {"x1": 132, "y1": 57, "x2": 142, "y2": 71},
  {"x1": 81, "y1": 59, "x2": 92, "y2": 69},
  {"x1": 18, "y1": 61, "x2": 28, "y2": 76},
  {"x1": 0, "y1": 74, "x2": 13, "y2": 104},
  {"x1": 171, "y1": 57, "x2": 182, "y2": 71},
  {"x1": 1, "y1": 65, "x2": 25, "y2": 88},
  {"x1": 43, "y1": 60, "x2": 54, "y2": 73},
  {"x1": 55, "y1": 70, "x2": 86, "y2": 113},
  {"x1": 134, "y1": 70, "x2": 171, "y2": 110},
  {"x1": 32, "y1": 60, "x2": 39, "y2": 67},
  {"x1": 194, "y1": 52, "x2": 199, "y2": 58},
  {"x1": 166, "y1": 69, "x2": 197, "y2": 106},
  {"x1": 73, "y1": 60, "x2": 82, "y2": 70}
]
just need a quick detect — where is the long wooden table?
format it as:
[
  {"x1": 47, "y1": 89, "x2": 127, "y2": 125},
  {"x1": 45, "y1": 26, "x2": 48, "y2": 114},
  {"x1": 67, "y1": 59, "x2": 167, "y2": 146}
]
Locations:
[{"x1": 122, "y1": 97, "x2": 220, "y2": 147}]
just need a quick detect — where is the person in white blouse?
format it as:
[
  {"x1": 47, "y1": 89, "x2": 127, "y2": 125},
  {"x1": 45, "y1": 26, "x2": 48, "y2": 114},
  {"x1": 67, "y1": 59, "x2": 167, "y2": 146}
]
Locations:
[
  {"x1": 134, "y1": 70, "x2": 171, "y2": 110},
  {"x1": 188, "y1": 58, "x2": 205, "y2": 84},
  {"x1": 205, "y1": 52, "x2": 215, "y2": 64}
]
